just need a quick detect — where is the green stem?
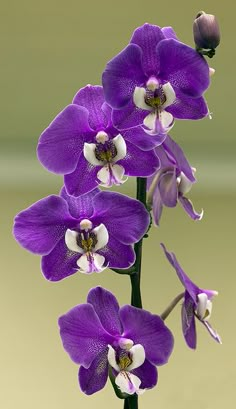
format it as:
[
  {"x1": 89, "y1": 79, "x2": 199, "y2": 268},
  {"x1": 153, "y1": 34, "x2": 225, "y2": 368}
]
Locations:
[
  {"x1": 160, "y1": 292, "x2": 185, "y2": 321},
  {"x1": 124, "y1": 178, "x2": 147, "y2": 409}
]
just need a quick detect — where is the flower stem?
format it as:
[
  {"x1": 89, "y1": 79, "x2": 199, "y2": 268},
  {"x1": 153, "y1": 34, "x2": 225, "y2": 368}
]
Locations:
[
  {"x1": 160, "y1": 292, "x2": 185, "y2": 320},
  {"x1": 124, "y1": 178, "x2": 147, "y2": 409},
  {"x1": 130, "y1": 177, "x2": 147, "y2": 308}
]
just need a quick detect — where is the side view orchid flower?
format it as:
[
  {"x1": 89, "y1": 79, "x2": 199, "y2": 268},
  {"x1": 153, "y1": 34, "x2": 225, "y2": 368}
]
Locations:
[
  {"x1": 37, "y1": 85, "x2": 160, "y2": 197},
  {"x1": 161, "y1": 243, "x2": 221, "y2": 349},
  {"x1": 103, "y1": 23, "x2": 210, "y2": 139},
  {"x1": 147, "y1": 135, "x2": 203, "y2": 225},
  {"x1": 13, "y1": 188, "x2": 149, "y2": 279},
  {"x1": 59, "y1": 286, "x2": 174, "y2": 395}
]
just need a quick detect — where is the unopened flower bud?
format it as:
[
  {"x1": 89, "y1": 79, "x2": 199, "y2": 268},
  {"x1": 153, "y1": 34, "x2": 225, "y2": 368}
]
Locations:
[{"x1": 193, "y1": 11, "x2": 220, "y2": 49}]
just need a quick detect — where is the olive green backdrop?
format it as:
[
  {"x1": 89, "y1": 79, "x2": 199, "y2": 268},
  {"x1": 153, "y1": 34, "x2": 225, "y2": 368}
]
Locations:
[{"x1": 1, "y1": 0, "x2": 235, "y2": 408}]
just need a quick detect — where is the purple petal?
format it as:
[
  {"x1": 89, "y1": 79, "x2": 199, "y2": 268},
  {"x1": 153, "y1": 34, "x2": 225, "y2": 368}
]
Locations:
[
  {"x1": 166, "y1": 93, "x2": 208, "y2": 120},
  {"x1": 160, "y1": 243, "x2": 199, "y2": 302},
  {"x1": 79, "y1": 349, "x2": 109, "y2": 395},
  {"x1": 73, "y1": 85, "x2": 109, "y2": 131},
  {"x1": 202, "y1": 321, "x2": 222, "y2": 344},
  {"x1": 178, "y1": 195, "x2": 203, "y2": 220},
  {"x1": 182, "y1": 292, "x2": 197, "y2": 349},
  {"x1": 37, "y1": 105, "x2": 92, "y2": 174},
  {"x1": 130, "y1": 24, "x2": 164, "y2": 76},
  {"x1": 13, "y1": 195, "x2": 75, "y2": 255},
  {"x1": 41, "y1": 237, "x2": 79, "y2": 281},
  {"x1": 112, "y1": 103, "x2": 148, "y2": 132},
  {"x1": 87, "y1": 287, "x2": 122, "y2": 336},
  {"x1": 98, "y1": 237, "x2": 135, "y2": 269},
  {"x1": 92, "y1": 191, "x2": 149, "y2": 245},
  {"x1": 132, "y1": 359, "x2": 158, "y2": 389},
  {"x1": 161, "y1": 27, "x2": 178, "y2": 40},
  {"x1": 163, "y1": 135, "x2": 195, "y2": 182},
  {"x1": 102, "y1": 44, "x2": 145, "y2": 109},
  {"x1": 119, "y1": 141, "x2": 160, "y2": 176},
  {"x1": 59, "y1": 304, "x2": 114, "y2": 368},
  {"x1": 157, "y1": 39, "x2": 210, "y2": 97},
  {"x1": 122, "y1": 121, "x2": 166, "y2": 150},
  {"x1": 60, "y1": 187, "x2": 100, "y2": 219},
  {"x1": 119, "y1": 306, "x2": 174, "y2": 365},
  {"x1": 158, "y1": 170, "x2": 178, "y2": 207},
  {"x1": 64, "y1": 155, "x2": 99, "y2": 197},
  {"x1": 151, "y1": 185, "x2": 163, "y2": 226}
]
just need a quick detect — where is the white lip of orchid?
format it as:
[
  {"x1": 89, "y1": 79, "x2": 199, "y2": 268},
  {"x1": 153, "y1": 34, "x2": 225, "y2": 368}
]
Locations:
[
  {"x1": 178, "y1": 172, "x2": 194, "y2": 195},
  {"x1": 79, "y1": 219, "x2": 93, "y2": 231},
  {"x1": 95, "y1": 131, "x2": 109, "y2": 144},
  {"x1": 65, "y1": 223, "x2": 109, "y2": 274},
  {"x1": 196, "y1": 293, "x2": 213, "y2": 321},
  {"x1": 118, "y1": 338, "x2": 134, "y2": 350},
  {"x1": 108, "y1": 344, "x2": 146, "y2": 395},
  {"x1": 133, "y1": 82, "x2": 176, "y2": 133}
]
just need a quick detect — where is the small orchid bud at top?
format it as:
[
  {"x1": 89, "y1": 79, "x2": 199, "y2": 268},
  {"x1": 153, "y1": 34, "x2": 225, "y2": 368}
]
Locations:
[{"x1": 193, "y1": 11, "x2": 220, "y2": 50}]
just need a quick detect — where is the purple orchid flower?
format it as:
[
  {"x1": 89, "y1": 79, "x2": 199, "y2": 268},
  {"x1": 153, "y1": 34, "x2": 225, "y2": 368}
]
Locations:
[
  {"x1": 161, "y1": 244, "x2": 222, "y2": 349},
  {"x1": 13, "y1": 188, "x2": 149, "y2": 280},
  {"x1": 102, "y1": 23, "x2": 210, "y2": 145},
  {"x1": 59, "y1": 286, "x2": 174, "y2": 395},
  {"x1": 147, "y1": 135, "x2": 203, "y2": 225},
  {"x1": 37, "y1": 85, "x2": 160, "y2": 197}
]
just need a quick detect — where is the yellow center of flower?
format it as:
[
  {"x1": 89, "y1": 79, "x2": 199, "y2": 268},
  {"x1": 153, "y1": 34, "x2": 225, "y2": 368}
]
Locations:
[{"x1": 119, "y1": 355, "x2": 132, "y2": 370}]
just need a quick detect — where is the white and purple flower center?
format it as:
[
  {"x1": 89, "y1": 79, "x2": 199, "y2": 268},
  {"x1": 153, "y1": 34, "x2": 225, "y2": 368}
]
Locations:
[
  {"x1": 65, "y1": 219, "x2": 108, "y2": 274},
  {"x1": 108, "y1": 340, "x2": 146, "y2": 395},
  {"x1": 83, "y1": 131, "x2": 127, "y2": 187},
  {"x1": 133, "y1": 77, "x2": 176, "y2": 135},
  {"x1": 196, "y1": 292, "x2": 214, "y2": 321}
]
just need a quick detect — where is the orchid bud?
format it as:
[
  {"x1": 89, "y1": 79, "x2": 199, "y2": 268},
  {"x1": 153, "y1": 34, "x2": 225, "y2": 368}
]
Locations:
[{"x1": 193, "y1": 11, "x2": 220, "y2": 50}]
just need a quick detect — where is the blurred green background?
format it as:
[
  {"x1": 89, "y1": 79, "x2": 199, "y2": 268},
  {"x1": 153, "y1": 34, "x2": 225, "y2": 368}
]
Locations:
[{"x1": 1, "y1": 0, "x2": 235, "y2": 408}]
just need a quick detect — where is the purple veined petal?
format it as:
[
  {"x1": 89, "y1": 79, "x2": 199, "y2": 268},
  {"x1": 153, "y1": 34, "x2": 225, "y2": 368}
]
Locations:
[
  {"x1": 181, "y1": 291, "x2": 197, "y2": 349},
  {"x1": 157, "y1": 39, "x2": 210, "y2": 97},
  {"x1": 98, "y1": 237, "x2": 135, "y2": 269},
  {"x1": 79, "y1": 348, "x2": 109, "y2": 395},
  {"x1": 87, "y1": 287, "x2": 122, "y2": 336},
  {"x1": 158, "y1": 170, "x2": 178, "y2": 207},
  {"x1": 73, "y1": 85, "x2": 109, "y2": 131},
  {"x1": 201, "y1": 321, "x2": 222, "y2": 344},
  {"x1": 160, "y1": 243, "x2": 200, "y2": 302},
  {"x1": 102, "y1": 44, "x2": 146, "y2": 109},
  {"x1": 130, "y1": 24, "x2": 164, "y2": 76},
  {"x1": 58, "y1": 303, "x2": 114, "y2": 368},
  {"x1": 41, "y1": 237, "x2": 79, "y2": 281},
  {"x1": 122, "y1": 122, "x2": 166, "y2": 150},
  {"x1": 119, "y1": 306, "x2": 174, "y2": 366},
  {"x1": 151, "y1": 184, "x2": 163, "y2": 226},
  {"x1": 163, "y1": 135, "x2": 195, "y2": 182},
  {"x1": 119, "y1": 140, "x2": 160, "y2": 177},
  {"x1": 161, "y1": 26, "x2": 178, "y2": 40},
  {"x1": 64, "y1": 154, "x2": 100, "y2": 197},
  {"x1": 13, "y1": 195, "x2": 75, "y2": 255},
  {"x1": 112, "y1": 101, "x2": 147, "y2": 132},
  {"x1": 132, "y1": 359, "x2": 158, "y2": 389},
  {"x1": 178, "y1": 195, "x2": 204, "y2": 221},
  {"x1": 37, "y1": 104, "x2": 93, "y2": 174},
  {"x1": 166, "y1": 93, "x2": 209, "y2": 120},
  {"x1": 92, "y1": 191, "x2": 149, "y2": 245},
  {"x1": 60, "y1": 187, "x2": 100, "y2": 219}
]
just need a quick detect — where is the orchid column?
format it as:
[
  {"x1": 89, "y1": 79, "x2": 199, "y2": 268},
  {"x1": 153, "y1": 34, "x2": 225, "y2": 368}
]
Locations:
[{"x1": 13, "y1": 14, "x2": 221, "y2": 409}]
